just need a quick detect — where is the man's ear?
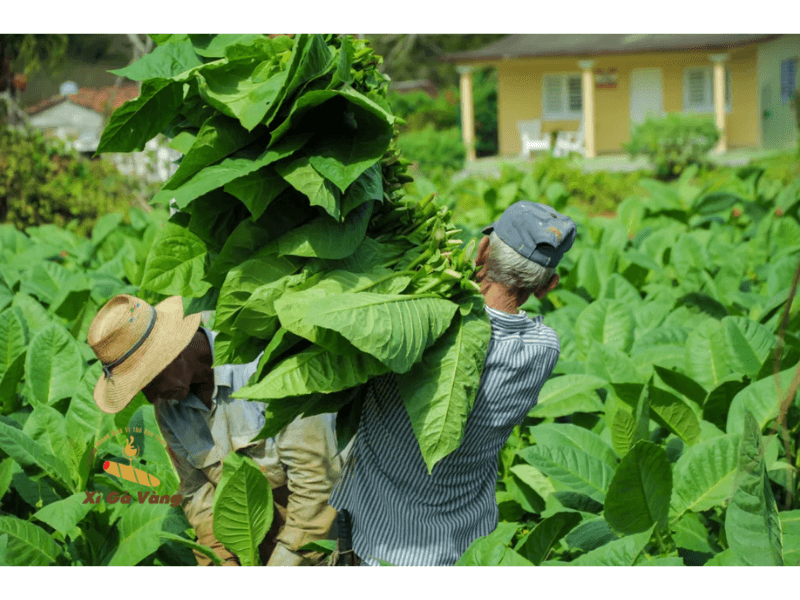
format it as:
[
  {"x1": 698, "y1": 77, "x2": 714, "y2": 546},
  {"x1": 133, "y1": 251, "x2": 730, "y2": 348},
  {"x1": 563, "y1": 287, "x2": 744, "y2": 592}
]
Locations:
[
  {"x1": 533, "y1": 273, "x2": 560, "y2": 299},
  {"x1": 475, "y1": 236, "x2": 490, "y2": 266}
]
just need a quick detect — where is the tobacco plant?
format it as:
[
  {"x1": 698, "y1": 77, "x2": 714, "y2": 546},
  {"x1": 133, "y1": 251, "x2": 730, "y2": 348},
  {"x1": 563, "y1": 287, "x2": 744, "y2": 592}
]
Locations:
[
  {"x1": 0, "y1": 212, "x2": 216, "y2": 566},
  {"x1": 454, "y1": 164, "x2": 800, "y2": 566}
]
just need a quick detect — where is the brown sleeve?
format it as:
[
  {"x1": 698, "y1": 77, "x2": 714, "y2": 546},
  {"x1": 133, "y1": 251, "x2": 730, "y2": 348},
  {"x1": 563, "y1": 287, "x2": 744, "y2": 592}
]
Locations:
[
  {"x1": 166, "y1": 446, "x2": 239, "y2": 566},
  {"x1": 271, "y1": 414, "x2": 341, "y2": 557}
]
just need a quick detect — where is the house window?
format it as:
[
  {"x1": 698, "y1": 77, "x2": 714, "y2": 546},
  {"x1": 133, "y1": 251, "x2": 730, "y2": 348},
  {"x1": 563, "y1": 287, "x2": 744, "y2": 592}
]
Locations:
[
  {"x1": 780, "y1": 59, "x2": 797, "y2": 103},
  {"x1": 543, "y1": 73, "x2": 583, "y2": 120},
  {"x1": 683, "y1": 66, "x2": 732, "y2": 113}
]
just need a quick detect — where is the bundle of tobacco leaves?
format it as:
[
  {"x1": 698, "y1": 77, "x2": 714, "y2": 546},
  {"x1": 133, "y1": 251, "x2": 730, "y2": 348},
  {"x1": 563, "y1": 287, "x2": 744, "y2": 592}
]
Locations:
[{"x1": 99, "y1": 34, "x2": 490, "y2": 472}]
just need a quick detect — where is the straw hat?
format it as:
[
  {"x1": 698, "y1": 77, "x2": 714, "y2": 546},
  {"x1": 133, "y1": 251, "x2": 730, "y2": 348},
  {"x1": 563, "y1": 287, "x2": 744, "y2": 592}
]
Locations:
[{"x1": 87, "y1": 295, "x2": 202, "y2": 414}]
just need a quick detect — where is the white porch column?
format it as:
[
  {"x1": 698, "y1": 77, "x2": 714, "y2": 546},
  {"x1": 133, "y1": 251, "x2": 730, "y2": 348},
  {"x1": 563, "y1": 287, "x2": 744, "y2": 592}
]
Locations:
[
  {"x1": 457, "y1": 65, "x2": 476, "y2": 162},
  {"x1": 578, "y1": 60, "x2": 596, "y2": 158},
  {"x1": 710, "y1": 53, "x2": 729, "y2": 153}
]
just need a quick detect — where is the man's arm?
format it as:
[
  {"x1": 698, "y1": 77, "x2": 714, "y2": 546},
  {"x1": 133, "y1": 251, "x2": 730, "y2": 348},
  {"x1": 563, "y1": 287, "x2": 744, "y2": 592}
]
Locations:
[
  {"x1": 268, "y1": 413, "x2": 341, "y2": 566},
  {"x1": 165, "y1": 446, "x2": 240, "y2": 566}
]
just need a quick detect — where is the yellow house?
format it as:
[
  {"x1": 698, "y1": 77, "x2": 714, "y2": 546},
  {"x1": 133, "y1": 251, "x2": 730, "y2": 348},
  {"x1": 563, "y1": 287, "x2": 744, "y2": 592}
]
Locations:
[{"x1": 443, "y1": 34, "x2": 800, "y2": 159}]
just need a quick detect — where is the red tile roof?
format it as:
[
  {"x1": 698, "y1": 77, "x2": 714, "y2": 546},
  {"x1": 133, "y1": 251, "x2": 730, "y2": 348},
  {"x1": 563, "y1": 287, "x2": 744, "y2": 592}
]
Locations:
[
  {"x1": 25, "y1": 84, "x2": 140, "y2": 116},
  {"x1": 24, "y1": 95, "x2": 66, "y2": 115}
]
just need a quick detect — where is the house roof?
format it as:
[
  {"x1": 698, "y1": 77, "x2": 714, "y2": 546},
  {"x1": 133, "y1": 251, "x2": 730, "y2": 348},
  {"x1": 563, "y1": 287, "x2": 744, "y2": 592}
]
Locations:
[
  {"x1": 389, "y1": 79, "x2": 439, "y2": 96},
  {"x1": 25, "y1": 85, "x2": 140, "y2": 116},
  {"x1": 442, "y1": 34, "x2": 782, "y2": 63}
]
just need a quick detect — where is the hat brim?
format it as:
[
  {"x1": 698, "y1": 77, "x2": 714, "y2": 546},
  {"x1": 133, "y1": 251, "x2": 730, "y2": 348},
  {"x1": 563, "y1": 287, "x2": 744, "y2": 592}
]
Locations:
[
  {"x1": 93, "y1": 297, "x2": 202, "y2": 414},
  {"x1": 481, "y1": 224, "x2": 494, "y2": 235}
]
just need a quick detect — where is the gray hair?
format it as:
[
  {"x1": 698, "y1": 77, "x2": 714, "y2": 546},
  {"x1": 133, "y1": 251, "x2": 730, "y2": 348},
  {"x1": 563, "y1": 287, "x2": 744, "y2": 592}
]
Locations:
[{"x1": 486, "y1": 231, "x2": 554, "y2": 291}]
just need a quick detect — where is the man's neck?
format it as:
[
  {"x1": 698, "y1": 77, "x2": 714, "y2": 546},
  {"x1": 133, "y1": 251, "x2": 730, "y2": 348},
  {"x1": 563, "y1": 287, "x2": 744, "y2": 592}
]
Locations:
[{"x1": 481, "y1": 282, "x2": 526, "y2": 314}]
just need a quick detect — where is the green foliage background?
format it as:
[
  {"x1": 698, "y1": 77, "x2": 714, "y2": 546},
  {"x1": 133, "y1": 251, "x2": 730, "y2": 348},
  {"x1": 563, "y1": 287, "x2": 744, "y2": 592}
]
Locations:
[
  {"x1": 1, "y1": 34, "x2": 69, "y2": 77},
  {"x1": 2, "y1": 141, "x2": 799, "y2": 568},
  {"x1": 440, "y1": 160, "x2": 800, "y2": 566},
  {"x1": 365, "y1": 34, "x2": 505, "y2": 89},
  {"x1": 396, "y1": 125, "x2": 465, "y2": 177},
  {"x1": 0, "y1": 207, "x2": 212, "y2": 566},
  {"x1": 0, "y1": 128, "x2": 158, "y2": 237},
  {"x1": 386, "y1": 67, "x2": 498, "y2": 184}
]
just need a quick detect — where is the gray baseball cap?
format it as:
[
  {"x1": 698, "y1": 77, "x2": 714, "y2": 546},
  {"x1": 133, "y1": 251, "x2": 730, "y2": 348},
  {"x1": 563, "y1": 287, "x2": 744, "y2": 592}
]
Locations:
[{"x1": 482, "y1": 201, "x2": 577, "y2": 268}]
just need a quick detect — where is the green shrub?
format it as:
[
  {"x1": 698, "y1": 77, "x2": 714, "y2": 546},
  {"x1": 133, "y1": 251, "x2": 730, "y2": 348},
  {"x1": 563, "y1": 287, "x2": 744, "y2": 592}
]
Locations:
[
  {"x1": 446, "y1": 155, "x2": 649, "y2": 216},
  {"x1": 753, "y1": 150, "x2": 800, "y2": 185},
  {"x1": 624, "y1": 113, "x2": 720, "y2": 180},
  {"x1": 388, "y1": 89, "x2": 459, "y2": 132},
  {"x1": 388, "y1": 89, "x2": 435, "y2": 122},
  {"x1": 528, "y1": 155, "x2": 650, "y2": 214},
  {"x1": 450, "y1": 68, "x2": 499, "y2": 158},
  {"x1": 438, "y1": 156, "x2": 652, "y2": 235},
  {"x1": 389, "y1": 68, "x2": 498, "y2": 158},
  {"x1": 396, "y1": 124, "x2": 466, "y2": 176},
  {"x1": 404, "y1": 104, "x2": 458, "y2": 132},
  {"x1": 0, "y1": 126, "x2": 157, "y2": 237},
  {"x1": 471, "y1": 68, "x2": 498, "y2": 157}
]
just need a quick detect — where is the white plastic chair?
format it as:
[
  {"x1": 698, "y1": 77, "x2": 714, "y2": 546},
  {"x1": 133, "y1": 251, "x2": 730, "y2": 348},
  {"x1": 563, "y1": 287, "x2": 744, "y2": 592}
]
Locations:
[
  {"x1": 517, "y1": 119, "x2": 551, "y2": 158},
  {"x1": 553, "y1": 116, "x2": 585, "y2": 157}
]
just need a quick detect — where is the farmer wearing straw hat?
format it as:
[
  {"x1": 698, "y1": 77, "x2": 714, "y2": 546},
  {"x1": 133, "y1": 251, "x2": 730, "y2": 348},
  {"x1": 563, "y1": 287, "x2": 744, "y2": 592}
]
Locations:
[{"x1": 88, "y1": 294, "x2": 342, "y2": 566}]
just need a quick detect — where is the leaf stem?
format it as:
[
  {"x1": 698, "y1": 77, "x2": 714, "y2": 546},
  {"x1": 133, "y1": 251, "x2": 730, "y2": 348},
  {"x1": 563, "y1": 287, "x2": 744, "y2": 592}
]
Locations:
[
  {"x1": 402, "y1": 215, "x2": 438, "y2": 239},
  {"x1": 405, "y1": 248, "x2": 434, "y2": 272},
  {"x1": 653, "y1": 527, "x2": 669, "y2": 556},
  {"x1": 412, "y1": 280, "x2": 441, "y2": 295}
]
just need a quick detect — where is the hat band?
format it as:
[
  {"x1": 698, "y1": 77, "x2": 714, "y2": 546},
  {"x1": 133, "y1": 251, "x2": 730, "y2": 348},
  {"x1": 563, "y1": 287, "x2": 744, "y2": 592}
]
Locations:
[{"x1": 102, "y1": 306, "x2": 157, "y2": 380}]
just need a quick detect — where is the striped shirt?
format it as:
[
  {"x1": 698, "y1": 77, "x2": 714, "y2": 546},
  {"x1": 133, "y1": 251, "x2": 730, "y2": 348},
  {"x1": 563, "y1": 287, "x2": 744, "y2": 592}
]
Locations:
[{"x1": 329, "y1": 306, "x2": 560, "y2": 566}]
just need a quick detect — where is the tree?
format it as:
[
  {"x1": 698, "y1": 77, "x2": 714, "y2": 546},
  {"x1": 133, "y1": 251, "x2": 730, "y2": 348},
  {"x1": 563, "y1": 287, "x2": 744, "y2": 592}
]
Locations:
[
  {"x1": 0, "y1": 34, "x2": 68, "y2": 125},
  {"x1": 125, "y1": 34, "x2": 154, "y2": 69},
  {"x1": 365, "y1": 34, "x2": 505, "y2": 88},
  {"x1": 0, "y1": 34, "x2": 68, "y2": 78},
  {"x1": 65, "y1": 34, "x2": 117, "y2": 62},
  {"x1": 368, "y1": 35, "x2": 503, "y2": 158},
  {"x1": 107, "y1": 35, "x2": 153, "y2": 108}
]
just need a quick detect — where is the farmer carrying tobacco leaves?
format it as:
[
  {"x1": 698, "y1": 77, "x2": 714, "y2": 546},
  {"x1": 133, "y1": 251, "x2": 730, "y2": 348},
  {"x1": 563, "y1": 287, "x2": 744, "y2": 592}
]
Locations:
[
  {"x1": 329, "y1": 201, "x2": 577, "y2": 566},
  {"x1": 87, "y1": 295, "x2": 343, "y2": 566}
]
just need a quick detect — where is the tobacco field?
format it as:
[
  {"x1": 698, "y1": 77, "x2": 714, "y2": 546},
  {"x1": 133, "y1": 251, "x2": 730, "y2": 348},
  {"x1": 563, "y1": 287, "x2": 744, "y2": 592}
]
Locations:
[
  {"x1": 0, "y1": 34, "x2": 799, "y2": 566},
  {"x1": 449, "y1": 163, "x2": 800, "y2": 566}
]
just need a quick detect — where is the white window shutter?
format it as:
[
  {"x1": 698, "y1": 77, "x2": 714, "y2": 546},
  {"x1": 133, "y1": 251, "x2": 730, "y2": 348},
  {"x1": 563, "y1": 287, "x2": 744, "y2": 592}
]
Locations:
[
  {"x1": 567, "y1": 76, "x2": 582, "y2": 112},
  {"x1": 781, "y1": 59, "x2": 798, "y2": 103},
  {"x1": 544, "y1": 77, "x2": 563, "y2": 114},
  {"x1": 687, "y1": 70, "x2": 706, "y2": 107}
]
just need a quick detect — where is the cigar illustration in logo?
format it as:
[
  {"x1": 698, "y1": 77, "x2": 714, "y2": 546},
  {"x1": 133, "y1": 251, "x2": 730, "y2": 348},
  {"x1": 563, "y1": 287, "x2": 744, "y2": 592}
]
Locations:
[{"x1": 103, "y1": 435, "x2": 161, "y2": 487}]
